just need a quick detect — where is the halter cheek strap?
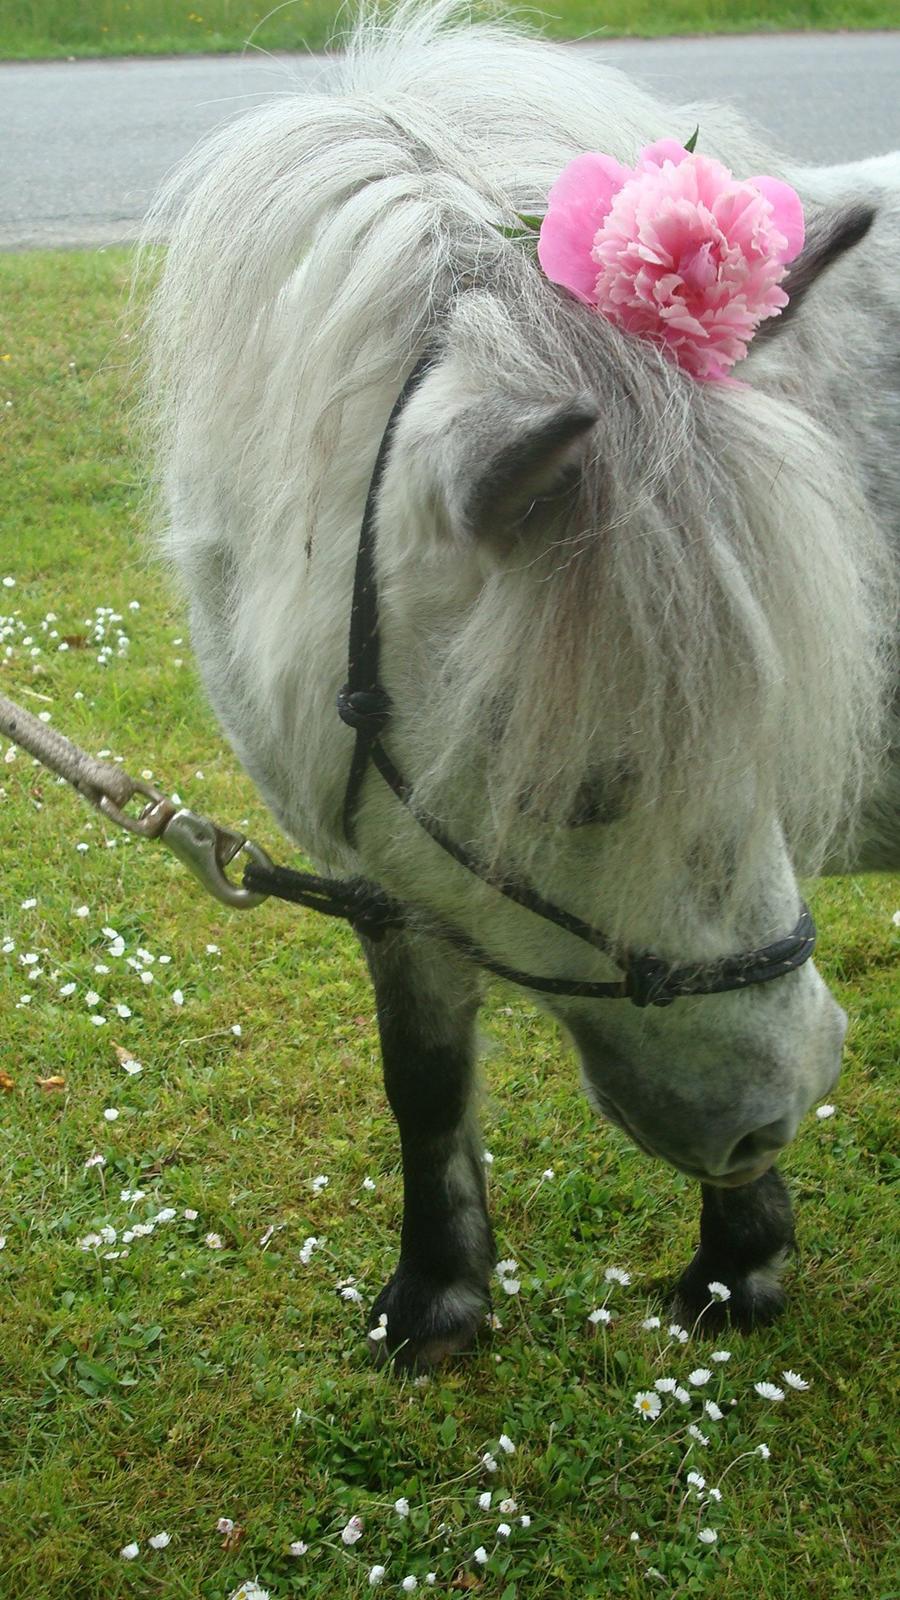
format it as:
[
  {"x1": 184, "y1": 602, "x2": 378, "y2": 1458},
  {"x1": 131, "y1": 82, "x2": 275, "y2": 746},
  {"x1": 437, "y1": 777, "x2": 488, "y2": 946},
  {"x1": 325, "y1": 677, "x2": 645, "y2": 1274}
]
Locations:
[{"x1": 245, "y1": 354, "x2": 817, "y2": 1007}]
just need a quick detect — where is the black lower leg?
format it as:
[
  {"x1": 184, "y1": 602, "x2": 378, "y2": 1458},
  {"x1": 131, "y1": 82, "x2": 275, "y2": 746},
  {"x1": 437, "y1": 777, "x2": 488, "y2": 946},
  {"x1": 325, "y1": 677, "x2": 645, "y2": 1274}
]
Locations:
[
  {"x1": 672, "y1": 1167, "x2": 795, "y2": 1332},
  {"x1": 361, "y1": 928, "x2": 494, "y2": 1369}
]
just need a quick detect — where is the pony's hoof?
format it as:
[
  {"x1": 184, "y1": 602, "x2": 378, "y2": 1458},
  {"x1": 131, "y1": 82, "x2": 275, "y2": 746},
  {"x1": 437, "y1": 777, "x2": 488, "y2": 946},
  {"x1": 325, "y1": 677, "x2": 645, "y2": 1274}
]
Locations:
[
  {"x1": 670, "y1": 1247, "x2": 790, "y2": 1334},
  {"x1": 367, "y1": 1269, "x2": 491, "y2": 1372}
]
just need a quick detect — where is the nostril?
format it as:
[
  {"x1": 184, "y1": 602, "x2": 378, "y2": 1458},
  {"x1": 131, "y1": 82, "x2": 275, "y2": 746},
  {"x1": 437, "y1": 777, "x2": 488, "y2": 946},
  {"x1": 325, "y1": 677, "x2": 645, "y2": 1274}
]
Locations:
[{"x1": 727, "y1": 1118, "x2": 794, "y2": 1173}]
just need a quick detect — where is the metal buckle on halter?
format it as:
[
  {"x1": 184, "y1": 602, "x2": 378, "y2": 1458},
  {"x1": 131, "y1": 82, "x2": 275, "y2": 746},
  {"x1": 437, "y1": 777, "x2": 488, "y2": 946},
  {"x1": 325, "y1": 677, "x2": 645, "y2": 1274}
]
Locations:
[
  {"x1": 158, "y1": 809, "x2": 275, "y2": 909},
  {"x1": 624, "y1": 953, "x2": 677, "y2": 1008}
]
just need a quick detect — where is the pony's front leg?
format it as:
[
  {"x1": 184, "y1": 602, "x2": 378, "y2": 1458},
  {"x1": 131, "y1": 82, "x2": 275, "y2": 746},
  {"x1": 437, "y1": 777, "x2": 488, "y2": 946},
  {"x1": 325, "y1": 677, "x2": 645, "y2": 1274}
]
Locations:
[
  {"x1": 360, "y1": 927, "x2": 495, "y2": 1370},
  {"x1": 672, "y1": 1167, "x2": 795, "y2": 1333}
]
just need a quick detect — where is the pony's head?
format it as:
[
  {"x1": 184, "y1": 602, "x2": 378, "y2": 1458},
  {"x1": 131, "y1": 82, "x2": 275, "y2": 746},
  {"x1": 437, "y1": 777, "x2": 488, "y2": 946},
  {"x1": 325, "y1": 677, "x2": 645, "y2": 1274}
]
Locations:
[{"x1": 367, "y1": 259, "x2": 885, "y2": 1180}]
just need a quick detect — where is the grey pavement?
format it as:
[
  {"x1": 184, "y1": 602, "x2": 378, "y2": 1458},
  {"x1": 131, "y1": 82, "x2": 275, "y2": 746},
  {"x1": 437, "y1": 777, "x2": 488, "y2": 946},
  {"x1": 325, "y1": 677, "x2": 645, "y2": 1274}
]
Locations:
[{"x1": 2, "y1": 32, "x2": 899, "y2": 250}]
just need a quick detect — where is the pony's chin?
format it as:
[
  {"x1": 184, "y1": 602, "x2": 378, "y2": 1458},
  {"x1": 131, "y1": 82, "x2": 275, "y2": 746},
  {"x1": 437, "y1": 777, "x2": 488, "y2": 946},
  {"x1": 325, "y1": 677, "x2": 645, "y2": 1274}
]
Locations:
[{"x1": 673, "y1": 1157, "x2": 777, "y2": 1189}]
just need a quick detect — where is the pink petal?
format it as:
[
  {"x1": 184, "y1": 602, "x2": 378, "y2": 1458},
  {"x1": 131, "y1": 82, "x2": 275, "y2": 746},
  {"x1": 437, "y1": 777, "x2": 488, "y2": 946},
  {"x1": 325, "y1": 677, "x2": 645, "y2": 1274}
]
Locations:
[
  {"x1": 639, "y1": 139, "x2": 692, "y2": 170},
  {"x1": 539, "y1": 152, "x2": 630, "y2": 300},
  {"x1": 747, "y1": 176, "x2": 805, "y2": 260}
]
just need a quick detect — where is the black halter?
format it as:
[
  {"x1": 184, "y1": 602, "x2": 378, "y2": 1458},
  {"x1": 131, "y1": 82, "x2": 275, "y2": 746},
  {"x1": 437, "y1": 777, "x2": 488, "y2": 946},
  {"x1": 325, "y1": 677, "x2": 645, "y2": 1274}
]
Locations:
[{"x1": 245, "y1": 355, "x2": 816, "y2": 1008}]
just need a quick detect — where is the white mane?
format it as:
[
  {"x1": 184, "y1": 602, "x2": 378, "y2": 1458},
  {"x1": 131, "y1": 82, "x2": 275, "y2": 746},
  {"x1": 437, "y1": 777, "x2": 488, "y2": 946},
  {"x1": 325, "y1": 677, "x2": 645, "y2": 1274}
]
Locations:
[{"x1": 141, "y1": 1, "x2": 896, "y2": 944}]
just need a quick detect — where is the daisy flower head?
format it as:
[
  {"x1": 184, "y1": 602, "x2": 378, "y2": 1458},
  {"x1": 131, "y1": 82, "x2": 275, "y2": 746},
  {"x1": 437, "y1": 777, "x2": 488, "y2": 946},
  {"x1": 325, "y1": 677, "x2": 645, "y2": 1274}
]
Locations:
[
  {"x1": 698, "y1": 1528, "x2": 719, "y2": 1545},
  {"x1": 641, "y1": 1316, "x2": 661, "y2": 1330},
  {"x1": 704, "y1": 1400, "x2": 724, "y2": 1421},
  {"x1": 654, "y1": 1377, "x2": 677, "y2": 1394},
  {"x1": 478, "y1": 1492, "x2": 492, "y2": 1511},
  {"x1": 711, "y1": 1349, "x2": 731, "y2": 1363},
  {"x1": 394, "y1": 1498, "x2": 410, "y2": 1519},
  {"x1": 148, "y1": 1532, "x2": 171, "y2": 1549},
  {"x1": 473, "y1": 1547, "x2": 489, "y2": 1566},
  {"x1": 757, "y1": 1443, "x2": 771, "y2": 1459},
  {"x1": 588, "y1": 1306, "x2": 613, "y2": 1325},
  {"x1": 604, "y1": 1266, "x2": 631, "y2": 1285},
  {"x1": 674, "y1": 1386, "x2": 691, "y2": 1405},
  {"x1": 368, "y1": 1567, "x2": 386, "y2": 1586},
  {"x1": 688, "y1": 1424, "x2": 709, "y2": 1445},
  {"x1": 689, "y1": 1368, "x2": 713, "y2": 1387},
  {"x1": 369, "y1": 1313, "x2": 389, "y2": 1344},
  {"x1": 668, "y1": 1323, "x2": 689, "y2": 1343},
  {"x1": 120, "y1": 1542, "x2": 140, "y2": 1560},
  {"x1": 754, "y1": 1382, "x2": 785, "y2": 1402},
  {"x1": 498, "y1": 1433, "x2": 516, "y2": 1455},
  {"x1": 497, "y1": 1522, "x2": 512, "y2": 1538},
  {"x1": 402, "y1": 1578, "x2": 418, "y2": 1593},
  {"x1": 782, "y1": 1370, "x2": 810, "y2": 1390},
  {"x1": 815, "y1": 1104, "x2": 836, "y2": 1120},
  {"x1": 288, "y1": 1541, "x2": 308, "y2": 1556},
  {"x1": 341, "y1": 1516, "x2": 364, "y2": 1546},
  {"x1": 481, "y1": 1452, "x2": 498, "y2": 1473},
  {"x1": 708, "y1": 1281, "x2": 731, "y2": 1301},
  {"x1": 634, "y1": 1390, "x2": 662, "y2": 1420}
]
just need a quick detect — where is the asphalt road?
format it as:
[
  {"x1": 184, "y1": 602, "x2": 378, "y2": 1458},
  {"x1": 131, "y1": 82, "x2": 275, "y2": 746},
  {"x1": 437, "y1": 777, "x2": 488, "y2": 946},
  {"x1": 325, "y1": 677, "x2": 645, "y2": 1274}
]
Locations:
[{"x1": 2, "y1": 32, "x2": 899, "y2": 250}]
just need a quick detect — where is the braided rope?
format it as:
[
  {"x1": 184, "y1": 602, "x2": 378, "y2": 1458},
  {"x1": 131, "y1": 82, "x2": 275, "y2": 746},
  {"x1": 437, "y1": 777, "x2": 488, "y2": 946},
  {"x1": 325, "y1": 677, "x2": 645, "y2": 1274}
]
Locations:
[{"x1": 0, "y1": 690, "x2": 135, "y2": 808}]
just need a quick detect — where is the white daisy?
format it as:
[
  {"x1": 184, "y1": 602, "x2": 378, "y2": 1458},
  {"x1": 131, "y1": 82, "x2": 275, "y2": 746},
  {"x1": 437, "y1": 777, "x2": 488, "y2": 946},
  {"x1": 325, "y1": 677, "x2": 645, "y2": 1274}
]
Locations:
[
  {"x1": 148, "y1": 1532, "x2": 171, "y2": 1549},
  {"x1": 401, "y1": 1578, "x2": 417, "y2": 1593},
  {"x1": 711, "y1": 1349, "x2": 731, "y2": 1363},
  {"x1": 588, "y1": 1307, "x2": 612, "y2": 1325},
  {"x1": 815, "y1": 1104, "x2": 836, "y2": 1120},
  {"x1": 473, "y1": 1547, "x2": 488, "y2": 1566},
  {"x1": 498, "y1": 1434, "x2": 516, "y2": 1454},
  {"x1": 641, "y1": 1316, "x2": 661, "y2": 1330},
  {"x1": 687, "y1": 1424, "x2": 709, "y2": 1445},
  {"x1": 288, "y1": 1541, "x2": 308, "y2": 1556},
  {"x1": 368, "y1": 1567, "x2": 385, "y2": 1586},
  {"x1": 394, "y1": 1499, "x2": 410, "y2": 1519},
  {"x1": 120, "y1": 1543, "x2": 140, "y2": 1559},
  {"x1": 757, "y1": 1443, "x2": 771, "y2": 1459},
  {"x1": 634, "y1": 1391, "x2": 662, "y2": 1420},
  {"x1": 782, "y1": 1370, "x2": 810, "y2": 1390},
  {"x1": 654, "y1": 1378, "x2": 677, "y2": 1394},
  {"x1": 698, "y1": 1528, "x2": 718, "y2": 1545},
  {"x1": 604, "y1": 1267, "x2": 631, "y2": 1285},
  {"x1": 341, "y1": 1516, "x2": 364, "y2": 1546},
  {"x1": 754, "y1": 1382, "x2": 785, "y2": 1402},
  {"x1": 688, "y1": 1368, "x2": 713, "y2": 1387},
  {"x1": 707, "y1": 1281, "x2": 731, "y2": 1301},
  {"x1": 704, "y1": 1401, "x2": 724, "y2": 1421}
]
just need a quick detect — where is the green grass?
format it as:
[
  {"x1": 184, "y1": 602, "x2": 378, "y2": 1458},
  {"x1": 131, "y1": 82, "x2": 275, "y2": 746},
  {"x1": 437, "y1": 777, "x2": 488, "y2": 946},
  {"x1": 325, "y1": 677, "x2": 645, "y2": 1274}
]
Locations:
[
  {"x1": 0, "y1": 0, "x2": 897, "y2": 61},
  {"x1": 1, "y1": 249, "x2": 898, "y2": 1600}
]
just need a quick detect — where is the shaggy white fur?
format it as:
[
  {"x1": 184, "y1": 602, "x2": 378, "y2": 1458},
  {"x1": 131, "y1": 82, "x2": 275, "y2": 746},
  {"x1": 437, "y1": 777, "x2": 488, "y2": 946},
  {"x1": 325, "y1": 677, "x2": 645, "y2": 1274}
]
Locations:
[{"x1": 141, "y1": 2, "x2": 898, "y2": 1168}]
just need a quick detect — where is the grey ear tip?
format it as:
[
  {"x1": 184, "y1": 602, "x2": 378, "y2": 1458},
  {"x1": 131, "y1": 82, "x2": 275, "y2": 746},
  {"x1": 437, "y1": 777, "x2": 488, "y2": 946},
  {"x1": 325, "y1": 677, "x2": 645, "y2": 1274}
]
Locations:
[
  {"x1": 568, "y1": 400, "x2": 600, "y2": 434},
  {"x1": 839, "y1": 203, "x2": 877, "y2": 248}
]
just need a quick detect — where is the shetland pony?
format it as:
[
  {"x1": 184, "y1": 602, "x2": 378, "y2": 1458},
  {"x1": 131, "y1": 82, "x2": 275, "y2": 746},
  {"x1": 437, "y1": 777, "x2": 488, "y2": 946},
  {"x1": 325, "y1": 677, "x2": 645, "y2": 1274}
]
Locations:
[{"x1": 143, "y1": 4, "x2": 898, "y2": 1365}]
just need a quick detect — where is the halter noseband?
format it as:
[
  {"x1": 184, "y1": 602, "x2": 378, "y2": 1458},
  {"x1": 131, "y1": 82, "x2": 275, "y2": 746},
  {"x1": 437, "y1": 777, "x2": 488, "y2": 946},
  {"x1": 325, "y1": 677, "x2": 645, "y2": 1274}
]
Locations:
[{"x1": 246, "y1": 354, "x2": 816, "y2": 1007}]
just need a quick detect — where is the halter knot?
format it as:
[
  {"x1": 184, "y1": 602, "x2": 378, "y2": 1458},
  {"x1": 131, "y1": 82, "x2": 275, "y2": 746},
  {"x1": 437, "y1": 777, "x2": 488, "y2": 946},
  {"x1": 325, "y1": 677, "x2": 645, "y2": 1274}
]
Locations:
[
  {"x1": 624, "y1": 953, "x2": 677, "y2": 1008},
  {"x1": 336, "y1": 685, "x2": 393, "y2": 736}
]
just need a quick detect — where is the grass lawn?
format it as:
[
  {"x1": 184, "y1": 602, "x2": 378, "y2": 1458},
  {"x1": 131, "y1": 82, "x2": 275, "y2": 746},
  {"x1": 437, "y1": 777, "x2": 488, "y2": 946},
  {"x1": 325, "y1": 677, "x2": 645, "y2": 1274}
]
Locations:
[
  {"x1": 0, "y1": 0, "x2": 898, "y2": 61},
  {"x1": 1, "y1": 248, "x2": 898, "y2": 1600}
]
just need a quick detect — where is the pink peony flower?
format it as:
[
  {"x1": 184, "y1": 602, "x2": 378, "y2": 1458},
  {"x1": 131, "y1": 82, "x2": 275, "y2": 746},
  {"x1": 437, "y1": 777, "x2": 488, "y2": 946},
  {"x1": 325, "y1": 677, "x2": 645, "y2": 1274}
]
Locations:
[{"x1": 538, "y1": 139, "x2": 804, "y2": 380}]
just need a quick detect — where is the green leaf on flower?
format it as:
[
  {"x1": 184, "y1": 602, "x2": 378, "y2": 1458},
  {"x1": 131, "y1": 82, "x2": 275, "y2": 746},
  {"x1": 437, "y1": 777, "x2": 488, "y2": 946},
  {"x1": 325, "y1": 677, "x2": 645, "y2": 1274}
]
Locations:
[{"x1": 684, "y1": 125, "x2": 700, "y2": 154}]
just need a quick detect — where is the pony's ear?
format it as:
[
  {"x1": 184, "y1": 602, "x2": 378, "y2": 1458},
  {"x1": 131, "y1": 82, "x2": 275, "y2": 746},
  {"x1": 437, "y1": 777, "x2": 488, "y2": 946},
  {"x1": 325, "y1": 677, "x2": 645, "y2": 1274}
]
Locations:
[
  {"x1": 384, "y1": 358, "x2": 598, "y2": 557},
  {"x1": 761, "y1": 204, "x2": 875, "y2": 338},
  {"x1": 458, "y1": 400, "x2": 598, "y2": 544}
]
